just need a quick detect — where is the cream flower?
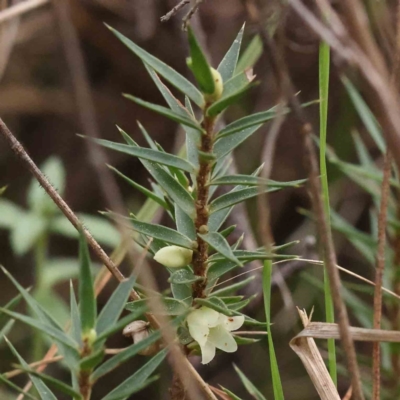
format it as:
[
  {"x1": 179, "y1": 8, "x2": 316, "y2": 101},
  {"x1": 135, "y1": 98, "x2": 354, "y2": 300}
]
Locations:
[
  {"x1": 153, "y1": 245, "x2": 193, "y2": 268},
  {"x1": 186, "y1": 306, "x2": 244, "y2": 364}
]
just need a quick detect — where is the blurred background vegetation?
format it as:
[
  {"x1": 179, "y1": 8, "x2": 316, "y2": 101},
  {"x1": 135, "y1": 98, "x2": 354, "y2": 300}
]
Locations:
[{"x1": 0, "y1": 1, "x2": 395, "y2": 399}]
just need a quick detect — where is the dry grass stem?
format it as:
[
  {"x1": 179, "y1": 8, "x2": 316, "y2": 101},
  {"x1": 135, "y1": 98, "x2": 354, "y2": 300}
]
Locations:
[{"x1": 0, "y1": 0, "x2": 49, "y2": 25}]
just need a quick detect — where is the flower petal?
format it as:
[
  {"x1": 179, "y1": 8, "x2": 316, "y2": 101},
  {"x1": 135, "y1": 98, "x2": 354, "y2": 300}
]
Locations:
[
  {"x1": 188, "y1": 323, "x2": 209, "y2": 347},
  {"x1": 218, "y1": 314, "x2": 245, "y2": 332},
  {"x1": 208, "y1": 325, "x2": 238, "y2": 353},
  {"x1": 187, "y1": 307, "x2": 219, "y2": 328},
  {"x1": 200, "y1": 341, "x2": 216, "y2": 364}
]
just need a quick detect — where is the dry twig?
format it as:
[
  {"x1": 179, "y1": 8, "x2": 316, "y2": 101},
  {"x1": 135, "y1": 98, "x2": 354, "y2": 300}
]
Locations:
[{"x1": 161, "y1": 0, "x2": 190, "y2": 22}]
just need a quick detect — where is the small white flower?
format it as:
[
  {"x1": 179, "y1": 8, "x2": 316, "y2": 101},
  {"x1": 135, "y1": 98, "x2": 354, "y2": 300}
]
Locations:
[
  {"x1": 153, "y1": 245, "x2": 193, "y2": 268},
  {"x1": 186, "y1": 306, "x2": 244, "y2": 364},
  {"x1": 123, "y1": 320, "x2": 158, "y2": 356}
]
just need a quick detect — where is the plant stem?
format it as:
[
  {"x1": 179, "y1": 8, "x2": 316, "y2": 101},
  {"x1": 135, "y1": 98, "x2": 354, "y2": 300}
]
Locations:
[
  {"x1": 319, "y1": 40, "x2": 337, "y2": 385},
  {"x1": 192, "y1": 109, "x2": 216, "y2": 299}
]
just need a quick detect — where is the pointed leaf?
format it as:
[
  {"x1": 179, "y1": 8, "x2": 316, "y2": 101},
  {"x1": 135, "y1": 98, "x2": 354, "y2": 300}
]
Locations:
[
  {"x1": 102, "y1": 349, "x2": 167, "y2": 400},
  {"x1": 79, "y1": 233, "x2": 96, "y2": 335},
  {"x1": 214, "y1": 124, "x2": 262, "y2": 159},
  {"x1": 236, "y1": 34, "x2": 262, "y2": 72},
  {"x1": 199, "y1": 231, "x2": 242, "y2": 266},
  {"x1": 233, "y1": 364, "x2": 267, "y2": 400},
  {"x1": 218, "y1": 23, "x2": 245, "y2": 82},
  {"x1": 96, "y1": 274, "x2": 136, "y2": 336},
  {"x1": 69, "y1": 282, "x2": 81, "y2": 346},
  {"x1": 94, "y1": 302, "x2": 148, "y2": 344},
  {"x1": 92, "y1": 329, "x2": 162, "y2": 381},
  {"x1": 107, "y1": 25, "x2": 204, "y2": 107},
  {"x1": 169, "y1": 269, "x2": 203, "y2": 285},
  {"x1": 195, "y1": 297, "x2": 233, "y2": 316},
  {"x1": 221, "y1": 386, "x2": 244, "y2": 400},
  {"x1": 175, "y1": 203, "x2": 196, "y2": 240},
  {"x1": 210, "y1": 186, "x2": 279, "y2": 214},
  {"x1": 207, "y1": 82, "x2": 255, "y2": 116},
  {"x1": 187, "y1": 26, "x2": 214, "y2": 94},
  {"x1": 210, "y1": 276, "x2": 256, "y2": 297},
  {"x1": 6, "y1": 338, "x2": 58, "y2": 400},
  {"x1": 0, "y1": 374, "x2": 38, "y2": 400},
  {"x1": 185, "y1": 97, "x2": 200, "y2": 170},
  {"x1": 109, "y1": 166, "x2": 168, "y2": 209},
  {"x1": 210, "y1": 175, "x2": 306, "y2": 187},
  {"x1": 130, "y1": 219, "x2": 193, "y2": 248},
  {"x1": 16, "y1": 367, "x2": 82, "y2": 399}
]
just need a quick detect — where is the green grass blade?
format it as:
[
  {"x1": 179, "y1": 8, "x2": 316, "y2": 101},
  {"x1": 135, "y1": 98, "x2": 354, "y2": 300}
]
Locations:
[
  {"x1": 319, "y1": 40, "x2": 337, "y2": 385},
  {"x1": 0, "y1": 374, "x2": 38, "y2": 400},
  {"x1": 263, "y1": 260, "x2": 284, "y2": 400}
]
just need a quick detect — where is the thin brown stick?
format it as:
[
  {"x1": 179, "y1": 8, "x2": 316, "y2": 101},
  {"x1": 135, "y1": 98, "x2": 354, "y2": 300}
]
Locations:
[
  {"x1": 161, "y1": 0, "x2": 190, "y2": 22},
  {"x1": 0, "y1": 0, "x2": 49, "y2": 25},
  {"x1": 372, "y1": 151, "x2": 392, "y2": 400},
  {"x1": 182, "y1": 0, "x2": 204, "y2": 30},
  {"x1": 248, "y1": 5, "x2": 364, "y2": 399}
]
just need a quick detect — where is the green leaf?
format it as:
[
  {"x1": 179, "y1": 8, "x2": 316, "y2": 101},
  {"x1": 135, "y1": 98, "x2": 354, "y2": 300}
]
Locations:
[
  {"x1": 11, "y1": 213, "x2": 47, "y2": 256},
  {"x1": 0, "y1": 374, "x2": 38, "y2": 400},
  {"x1": 210, "y1": 175, "x2": 306, "y2": 187},
  {"x1": 263, "y1": 261, "x2": 284, "y2": 400},
  {"x1": 124, "y1": 94, "x2": 203, "y2": 131},
  {"x1": 28, "y1": 156, "x2": 65, "y2": 216},
  {"x1": 221, "y1": 386, "x2": 244, "y2": 400},
  {"x1": 217, "y1": 107, "x2": 284, "y2": 139},
  {"x1": 101, "y1": 349, "x2": 166, "y2": 400},
  {"x1": 219, "y1": 224, "x2": 237, "y2": 238},
  {"x1": 5, "y1": 338, "x2": 58, "y2": 400},
  {"x1": 207, "y1": 82, "x2": 255, "y2": 116},
  {"x1": 227, "y1": 295, "x2": 256, "y2": 311},
  {"x1": 1, "y1": 267, "x2": 79, "y2": 367},
  {"x1": 15, "y1": 367, "x2": 82, "y2": 399},
  {"x1": 195, "y1": 297, "x2": 233, "y2": 316},
  {"x1": 209, "y1": 250, "x2": 283, "y2": 263},
  {"x1": 78, "y1": 233, "x2": 96, "y2": 335},
  {"x1": 169, "y1": 269, "x2": 203, "y2": 285},
  {"x1": 234, "y1": 364, "x2": 267, "y2": 400},
  {"x1": 125, "y1": 297, "x2": 188, "y2": 316},
  {"x1": 236, "y1": 34, "x2": 262, "y2": 72},
  {"x1": 0, "y1": 199, "x2": 24, "y2": 229},
  {"x1": 222, "y1": 71, "x2": 253, "y2": 98},
  {"x1": 96, "y1": 274, "x2": 136, "y2": 336},
  {"x1": 107, "y1": 25, "x2": 204, "y2": 107},
  {"x1": 198, "y1": 231, "x2": 242, "y2": 266},
  {"x1": 213, "y1": 124, "x2": 262, "y2": 159},
  {"x1": 130, "y1": 219, "x2": 193, "y2": 248},
  {"x1": 209, "y1": 186, "x2": 279, "y2": 214},
  {"x1": 218, "y1": 23, "x2": 245, "y2": 82},
  {"x1": 187, "y1": 26, "x2": 215, "y2": 94},
  {"x1": 69, "y1": 282, "x2": 81, "y2": 346},
  {"x1": 342, "y1": 76, "x2": 385, "y2": 153},
  {"x1": 87, "y1": 136, "x2": 197, "y2": 173},
  {"x1": 109, "y1": 165, "x2": 168, "y2": 209},
  {"x1": 80, "y1": 347, "x2": 105, "y2": 371},
  {"x1": 207, "y1": 260, "x2": 240, "y2": 282},
  {"x1": 185, "y1": 97, "x2": 200, "y2": 171},
  {"x1": 94, "y1": 302, "x2": 148, "y2": 344},
  {"x1": 210, "y1": 276, "x2": 255, "y2": 297},
  {"x1": 174, "y1": 203, "x2": 196, "y2": 240},
  {"x1": 0, "y1": 292, "x2": 23, "y2": 329},
  {"x1": 0, "y1": 308, "x2": 77, "y2": 349},
  {"x1": 91, "y1": 329, "x2": 162, "y2": 381},
  {"x1": 35, "y1": 289, "x2": 70, "y2": 327}
]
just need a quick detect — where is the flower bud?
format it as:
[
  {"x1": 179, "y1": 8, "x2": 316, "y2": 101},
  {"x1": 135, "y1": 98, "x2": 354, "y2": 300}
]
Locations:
[
  {"x1": 153, "y1": 245, "x2": 193, "y2": 268},
  {"x1": 204, "y1": 68, "x2": 223, "y2": 103},
  {"x1": 123, "y1": 320, "x2": 158, "y2": 356}
]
